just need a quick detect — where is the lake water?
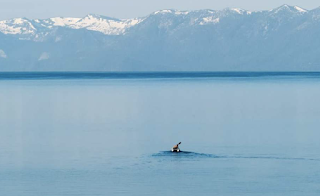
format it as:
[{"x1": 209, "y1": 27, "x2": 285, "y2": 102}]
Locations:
[{"x1": 0, "y1": 72, "x2": 320, "y2": 196}]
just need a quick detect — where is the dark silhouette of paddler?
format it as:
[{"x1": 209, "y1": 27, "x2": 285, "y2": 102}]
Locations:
[{"x1": 172, "y1": 142, "x2": 181, "y2": 152}]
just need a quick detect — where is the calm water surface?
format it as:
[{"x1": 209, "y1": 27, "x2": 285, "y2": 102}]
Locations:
[{"x1": 0, "y1": 72, "x2": 320, "y2": 196}]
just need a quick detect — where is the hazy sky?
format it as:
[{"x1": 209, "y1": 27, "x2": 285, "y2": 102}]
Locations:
[{"x1": 0, "y1": 0, "x2": 319, "y2": 20}]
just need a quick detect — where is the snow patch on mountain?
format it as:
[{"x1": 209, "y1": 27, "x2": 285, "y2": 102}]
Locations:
[
  {"x1": 66, "y1": 15, "x2": 142, "y2": 35},
  {"x1": 0, "y1": 18, "x2": 36, "y2": 34},
  {"x1": 231, "y1": 8, "x2": 244, "y2": 14},
  {"x1": 13, "y1": 18, "x2": 25, "y2": 24},
  {"x1": 271, "y1": 4, "x2": 308, "y2": 14},
  {"x1": 49, "y1": 17, "x2": 82, "y2": 26},
  {"x1": 55, "y1": 36, "x2": 62, "y2": 42},
  {"x1": 153, "y1": 9, "x2": 191, "y2": 15},
  {"x1": 0, "y1": 49, "x2": 7, "y2": 58},
  {"x1": 175, "y1": 11, "x2": 189, "y2": 15},
  {"x1": 38, "y1": 15, "x2": 143, "y2": 35},
  {"x1": 38, "y1": 52, "x2": 49, "y2": 61},
  {"x1": 154, "y1": 10, "x2": 174, "y2": 14},
  {"x1": 294, "y1": 6, "x2": 307, "y2": 13},
  {"x1": 200, "y1": 17, "x2": 220, "y2": 25},
  {"x1": 0, "y1": 15, "x2": 143, "y2": 36}
]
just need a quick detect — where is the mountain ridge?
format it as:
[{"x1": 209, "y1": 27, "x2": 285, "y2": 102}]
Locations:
[
  {"x1": 1, "y1": 5, "x2": 320, "y2": 71},
  {"x1": 0, "y1": 5, "x2": 314, "y2": 37}
]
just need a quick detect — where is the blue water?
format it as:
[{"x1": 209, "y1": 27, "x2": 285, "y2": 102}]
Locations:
[{"x1": 0, "y1": 72, "x2": 320, "y2": 196}]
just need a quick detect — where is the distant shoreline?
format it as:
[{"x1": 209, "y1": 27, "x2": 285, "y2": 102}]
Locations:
[{"x1": 1, "y1": 72, "x2": 320, "y2": 80}]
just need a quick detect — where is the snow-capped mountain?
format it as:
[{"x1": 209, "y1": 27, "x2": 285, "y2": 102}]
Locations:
[
  {"x1": 0, "y1": 5, "x2": 310, "y2": 38},
  {"x1": 0, "y1": 14, "x2": 142, "y2": 38},
  {"x1": 1, "y1": 5, "x2": 320, "y2": 71}
]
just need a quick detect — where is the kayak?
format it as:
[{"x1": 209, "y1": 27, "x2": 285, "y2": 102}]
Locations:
[{"x1": 171, "y1": 148, "x2": 180, "y2": 152}]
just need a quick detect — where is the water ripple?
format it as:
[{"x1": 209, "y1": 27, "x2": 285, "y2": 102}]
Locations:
[{"x1": 152, "y1": 151, "x2": 320, "y2": 161}]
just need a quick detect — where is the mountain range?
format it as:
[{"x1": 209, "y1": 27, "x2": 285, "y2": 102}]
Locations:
[{"x1": 1, "y1": 5, "x2": 320, "y2": 71}]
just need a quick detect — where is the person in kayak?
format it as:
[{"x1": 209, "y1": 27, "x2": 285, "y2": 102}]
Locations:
[{"x1": 172, "y1": 142, "x2": 181, "y2": 152}]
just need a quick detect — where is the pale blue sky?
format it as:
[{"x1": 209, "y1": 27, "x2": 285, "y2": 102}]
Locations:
[{"x1": 0, "y1": 0, "x2": 319, "y2": 20}]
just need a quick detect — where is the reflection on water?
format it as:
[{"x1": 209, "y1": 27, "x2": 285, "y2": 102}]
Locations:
[{"x1": 0, "y1": 73, "x2": 320, "y2": 195}]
